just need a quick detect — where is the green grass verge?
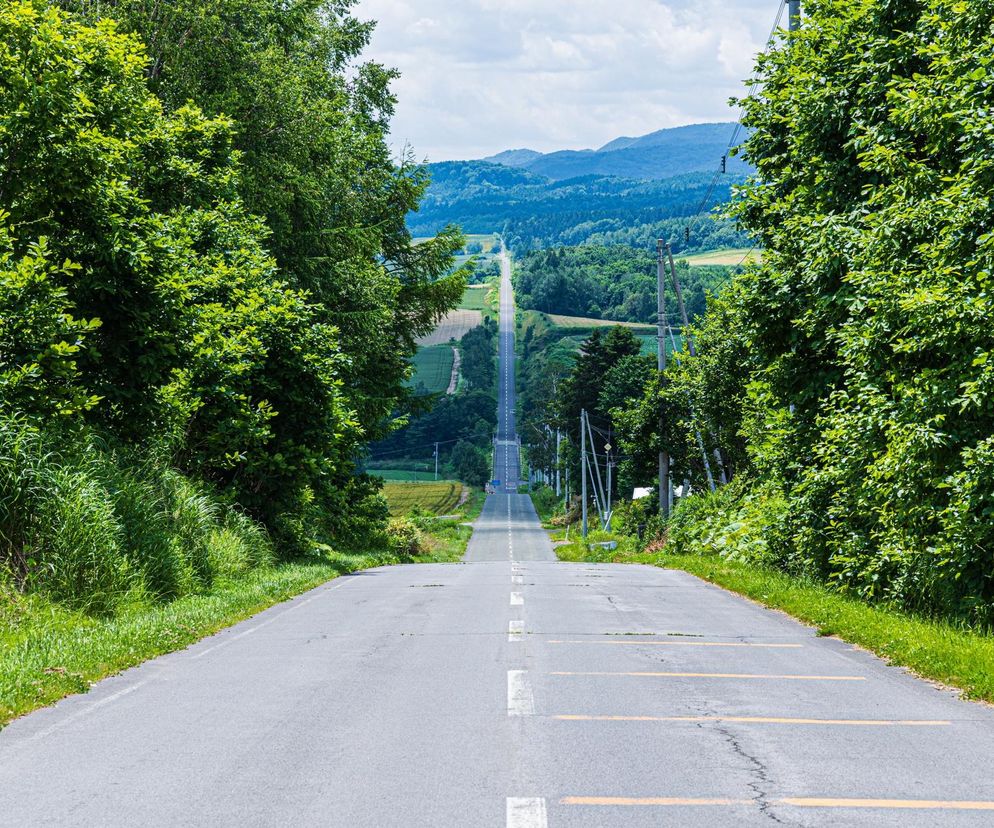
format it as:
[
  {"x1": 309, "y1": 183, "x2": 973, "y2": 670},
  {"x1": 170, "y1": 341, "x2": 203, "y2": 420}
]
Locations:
[
  {"x1": 0, "y1": 550, "x2": 401, "y2": 726},
  {"x1": 554, "y1": 538, "x2": 994, "y2": 703},
  {"x1": 405, "y1": 487, "x2": 486, "y2": 562},
  {"x1": 528, "y1": 485, "x2": 562, "y2": 527}
]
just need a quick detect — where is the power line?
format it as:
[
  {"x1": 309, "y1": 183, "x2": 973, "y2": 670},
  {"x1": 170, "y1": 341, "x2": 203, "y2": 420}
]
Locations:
[{"x1": 683, "y1": 0, "x2": 789, "y2": 243}]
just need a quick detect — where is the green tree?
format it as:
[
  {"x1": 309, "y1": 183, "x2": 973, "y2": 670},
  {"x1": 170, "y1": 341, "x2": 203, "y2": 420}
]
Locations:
[
  {"x1": 59, "y1": 0, "x2": 467, "y2": 444},
  {"x1": 451, "y1": 440, "x2": 489, "y2": 488},
  {"x1": 664, "y1": 0, "x2": 994, "y2": 623},
  {"x1": 0, "y1": 2, "x2": 355, "y2": 538}
]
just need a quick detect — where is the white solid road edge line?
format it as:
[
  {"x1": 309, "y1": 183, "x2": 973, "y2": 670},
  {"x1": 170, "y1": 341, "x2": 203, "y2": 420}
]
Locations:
[
  {"x1": 509, "y1": 619, "x2": 524, "y2": 642},
  {"x1": 507, "y1": 670, "x2": 535, "y2": 716},
  {"x1": 507, "y1": 798, "x2": 548, "y2": 828}
]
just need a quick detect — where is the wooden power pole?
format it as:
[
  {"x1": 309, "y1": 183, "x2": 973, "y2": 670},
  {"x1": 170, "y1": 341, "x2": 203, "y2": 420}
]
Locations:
[{"x1": 656, "y1": 240, "x2": 671, "y2": 518}]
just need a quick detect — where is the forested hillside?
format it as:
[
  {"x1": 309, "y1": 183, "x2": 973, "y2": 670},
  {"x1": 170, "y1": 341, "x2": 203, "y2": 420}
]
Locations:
[
  {"x1": 0, "y1": 1, "x2": 462, "y2": 617},
  {"x1": 408, "y1": 161, "x2": 750, "y2": 253},
  {"x1": 514, "y1": 246, "x2": 735, "y2": 323}
]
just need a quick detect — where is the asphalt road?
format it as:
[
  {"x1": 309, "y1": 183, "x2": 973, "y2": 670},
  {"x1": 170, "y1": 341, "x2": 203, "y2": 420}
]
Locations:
[{"x1": 3, "y1": 251, "x2": 994, "y2": 826}]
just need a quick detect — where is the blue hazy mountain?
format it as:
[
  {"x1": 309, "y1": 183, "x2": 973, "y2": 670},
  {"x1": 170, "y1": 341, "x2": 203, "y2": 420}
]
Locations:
[{"x1": 479, "y1": 122, "x2": 748, "y2": 181}]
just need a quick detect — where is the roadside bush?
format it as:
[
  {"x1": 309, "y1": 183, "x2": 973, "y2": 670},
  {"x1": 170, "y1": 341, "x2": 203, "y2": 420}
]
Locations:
[
  {"x1": 385, "y1": 518, "x2": 428, "y2": 559},
  {"x1": 666, "y1": 479, "x2": 789, "y2": 569},
  {"x1": 0, "y1": 416, "x2": 278, "y2": 614},
  {"x1": 529, "y1": 485, "x2": 561, "y2": 523}
]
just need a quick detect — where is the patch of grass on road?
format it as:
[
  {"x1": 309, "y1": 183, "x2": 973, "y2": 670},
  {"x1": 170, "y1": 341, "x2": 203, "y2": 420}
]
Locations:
[
  {"x1": 554, "y1": 540, "x2": 994, "y2": 703},
  {"x1": 528, "y1": 485, "x2": 562, "y2": 527},
  {"x1": 1, "y1": 484, "x2": 488, "y2": 727}
]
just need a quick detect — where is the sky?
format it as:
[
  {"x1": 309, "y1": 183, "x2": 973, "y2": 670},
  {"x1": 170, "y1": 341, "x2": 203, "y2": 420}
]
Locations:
[{"x1": 352, "y1": 0, "x2": 783, "y2": 161}]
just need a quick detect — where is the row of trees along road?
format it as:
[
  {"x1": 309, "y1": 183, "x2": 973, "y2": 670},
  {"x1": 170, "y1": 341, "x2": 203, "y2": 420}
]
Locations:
[
  {"x1": 579, "y1": 0, "x2": 994, "y2": 629},
  {"x1": 0, "y1": 1, "x2": 464, "y2": 611}
]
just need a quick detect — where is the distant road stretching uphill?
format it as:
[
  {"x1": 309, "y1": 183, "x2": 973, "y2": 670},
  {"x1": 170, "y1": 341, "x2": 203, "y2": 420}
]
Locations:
[{"x1": 3, "y1": 248, "x2": 994, "y2": 826}]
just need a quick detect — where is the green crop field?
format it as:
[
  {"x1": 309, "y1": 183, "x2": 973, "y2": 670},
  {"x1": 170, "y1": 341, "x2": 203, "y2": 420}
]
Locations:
[
  {"x1": 382, "y1": 481, "x2": 465, "y2": 516},
  {"x1": 409, "y1": 345, "x2": 454, "y2": 394},
  {"x1": 458, "y1": 285, "x2": 491, "y2": 311},
  {"x1": 681, "y1": 247, "x2": 760, "y2": 267},
  {"x1": 545, "y1": 313, "x2": 654, "y2": 333},
  {"x1": 370, "y1": 468, "x2": 437, "y2": 482}
]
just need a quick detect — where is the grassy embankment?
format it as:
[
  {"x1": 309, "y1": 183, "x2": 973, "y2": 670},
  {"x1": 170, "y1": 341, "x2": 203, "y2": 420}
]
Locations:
[
  {"x1": 1, "y1": 553, "x2": 381, "y2": 726},
  {"x1": 1, "y1": 482, "x2": 484, "y2": 728},
  {"x1": 553, "y1": 531, "x2": 994, "y2": 703}
]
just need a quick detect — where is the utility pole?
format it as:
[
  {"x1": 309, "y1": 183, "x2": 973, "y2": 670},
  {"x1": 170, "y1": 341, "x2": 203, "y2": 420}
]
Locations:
[
  {"x1": 605, "y1": 443, "x2": 613, "y2": 532},
  {"x1": 581, "y1": 409, "x2": 588, "y2": 538},
  {"x1": 788, "y1": 0, "x2": 801, "y2": 31},
  {"x1": 666, "y1": 243, "x2": 728, "y2": 489},
  {"x1": 584, "y1": 412, "x2": 609, "y2": 530},
  {"x1": 555, "y1": 428, "x2": 562, "y2": 497},
  {"x1": 434, "y1": 442, "x2": 439, "y2": 481},
  {"x1": 656, "y1": 240, "x2": 671, "y2": 519}
]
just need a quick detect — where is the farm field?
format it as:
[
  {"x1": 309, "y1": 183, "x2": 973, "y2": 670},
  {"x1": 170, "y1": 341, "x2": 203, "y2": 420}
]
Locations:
[
  {"x1": 546, "y1": 313, "x2": 654, "y2": 332},
  {"x1": 381, "y1": 481, "x2": 465, "y2": 516},
  {"x1": 682, "y1": 247, "x2": 760, "y2": 266},
  {"x1": 369, "y1": 468, "x2": 439, "y2": 482},
  {"x1": 408, "y1": 344, "x2": 455, "y2": 393},
  {"x1": 416, "y1": 309, "x2": 483, "y2": 345},
  {"x1": 457, "y1": 285, "x2": 491, "y2": 311}
]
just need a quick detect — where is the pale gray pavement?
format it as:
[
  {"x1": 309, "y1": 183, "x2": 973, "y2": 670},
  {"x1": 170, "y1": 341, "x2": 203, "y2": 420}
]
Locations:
[{"x1": 3, "y1": 248, "x2": 994, "y2": 826}]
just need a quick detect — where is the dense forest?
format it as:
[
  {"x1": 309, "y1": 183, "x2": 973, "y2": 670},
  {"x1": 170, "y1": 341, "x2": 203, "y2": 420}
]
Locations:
[
  {"x1": 574, "y1": 0, "x2": 994, "y2": 628},
  {"x1": 0, "y1": 1, "x2": 463, "y2": 612},
  {"x1": 514, "y1": 245, "x2": 735, "y2": 323},
  {"x1": 408, "y1": 161, "x2": 751, "y2": 253}
]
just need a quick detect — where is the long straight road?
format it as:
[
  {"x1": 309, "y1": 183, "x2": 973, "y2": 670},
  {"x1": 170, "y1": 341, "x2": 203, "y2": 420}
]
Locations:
[{"x1": 4, "y1": 251, "x2": 994, "y2": 826}]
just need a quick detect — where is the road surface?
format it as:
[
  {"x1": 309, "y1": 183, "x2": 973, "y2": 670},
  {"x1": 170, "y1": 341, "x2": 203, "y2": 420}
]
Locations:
[{"x1": 3, "y1": 250, "x2": 994, "y2": 826}]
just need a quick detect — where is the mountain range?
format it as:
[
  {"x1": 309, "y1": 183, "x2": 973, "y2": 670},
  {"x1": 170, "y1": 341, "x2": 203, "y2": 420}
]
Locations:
[{"x1": 477, "y1": 122, "x2": 749, "y2": 181}]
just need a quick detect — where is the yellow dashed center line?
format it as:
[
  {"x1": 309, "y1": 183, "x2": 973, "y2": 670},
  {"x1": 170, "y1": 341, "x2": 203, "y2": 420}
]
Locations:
[
  {"x1": 561, "y1": 797, "x2": 994, "y2": 811},
  {"x1": 547, "y1": 639, "x2": 802, "y2": 648},
  {"x1": 554, "y1": 715, "x2": 949, "y2": 726},
  {"x1": 551, "y1": 671, "x2": 865, "y2": 681}
]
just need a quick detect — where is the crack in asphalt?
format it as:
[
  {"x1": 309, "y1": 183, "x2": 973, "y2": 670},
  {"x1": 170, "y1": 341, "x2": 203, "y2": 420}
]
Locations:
[{"x1": 705, "y1": 710, "x2": 794, "y2": 825}]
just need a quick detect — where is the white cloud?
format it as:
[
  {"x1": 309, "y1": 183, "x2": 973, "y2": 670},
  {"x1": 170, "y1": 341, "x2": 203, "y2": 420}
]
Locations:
[{"x1": 353, "y1": 0, "x2": 782, "y2": 160}]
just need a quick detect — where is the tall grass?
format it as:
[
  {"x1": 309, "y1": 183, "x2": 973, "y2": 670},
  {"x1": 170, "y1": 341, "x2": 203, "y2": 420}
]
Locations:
[{"x1": 0, "y1": 418, "x2": 275, "y2": 615}]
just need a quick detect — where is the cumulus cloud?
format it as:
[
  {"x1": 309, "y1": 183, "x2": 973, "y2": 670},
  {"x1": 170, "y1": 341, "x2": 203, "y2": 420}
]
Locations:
[{"x1": 353, "y1": 0, "x2": 783, "y2": 160}]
